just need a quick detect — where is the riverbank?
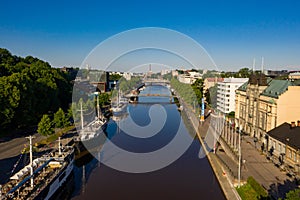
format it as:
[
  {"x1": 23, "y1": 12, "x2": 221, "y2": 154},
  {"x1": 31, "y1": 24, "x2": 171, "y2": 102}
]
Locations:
[{"x1": 179, "y1": 97, "x2": 241, "y2": 200}]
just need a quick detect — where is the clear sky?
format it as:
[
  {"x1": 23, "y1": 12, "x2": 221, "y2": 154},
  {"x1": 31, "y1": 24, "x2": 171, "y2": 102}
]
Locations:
[{"x1": 0, "y1": 0, "x2": 300, "y2": 71}]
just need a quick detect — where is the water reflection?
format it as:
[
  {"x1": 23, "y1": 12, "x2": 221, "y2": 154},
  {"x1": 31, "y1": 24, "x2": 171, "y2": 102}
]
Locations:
[{"x1": 70, "y1": 85, "x2": 225, "y2": 199}]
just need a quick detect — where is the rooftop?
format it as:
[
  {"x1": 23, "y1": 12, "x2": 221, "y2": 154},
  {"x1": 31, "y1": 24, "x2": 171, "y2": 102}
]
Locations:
[
  {"x1": 237, "y1": 77, "x2": 295, "y2": 98},
  {"x1": 222, "y1": 77, "x2": 248, "y2": 83},
  {"x1": 267, "y1": 122, "x2": 300, "y2": 150},
  {"x1": 262, "y1": 79, "x2": 294, "y2": 98}
]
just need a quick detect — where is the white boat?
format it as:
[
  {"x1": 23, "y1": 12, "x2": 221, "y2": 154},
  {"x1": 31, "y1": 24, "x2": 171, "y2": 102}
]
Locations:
[
  {"x1": 1, "y1": 136, "x2": 74, "y2": 200},
  {"x1": 76, "y1": 93, "x2": 108, "y2": 143},
  {"x1": 79, "y1": 118, "x2": 107, "y2": 142},
  {"x1": 112, "y1": 90, "x2": 128, "y2": 115}
]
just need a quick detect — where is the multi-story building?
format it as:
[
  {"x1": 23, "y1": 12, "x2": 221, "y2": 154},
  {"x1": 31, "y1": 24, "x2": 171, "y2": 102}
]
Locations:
[
  {"x1": 235, "y1": 73, "x2": 300, "y2": 145},
  {"x1": 217, "y1": 78, "x2": 248, "y2": 114}
]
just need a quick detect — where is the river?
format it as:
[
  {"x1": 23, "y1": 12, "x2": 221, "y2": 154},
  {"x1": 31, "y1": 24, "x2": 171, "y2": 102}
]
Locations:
[{"x1": 69, "y1": 85, "x2": 225, "y2": 200}]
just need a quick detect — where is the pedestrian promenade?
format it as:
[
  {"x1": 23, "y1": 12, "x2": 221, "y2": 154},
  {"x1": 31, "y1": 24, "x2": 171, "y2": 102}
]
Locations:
[{"x1": 211, "y1": 121, "x2": 299, "y2": 199}]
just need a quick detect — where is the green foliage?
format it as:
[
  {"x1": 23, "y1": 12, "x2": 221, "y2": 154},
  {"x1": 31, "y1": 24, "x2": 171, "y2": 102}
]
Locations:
[
  {"x1": 227, "y1": 111, "x2": 235, "y2": 118},
  {"x1": 236, "y1": 177, "x2": 269, "y2": 200},
  {"x1": 53, "y1": 108, "x2": 68, "y2": 128},
  {"x1": 191, "y1": 78, "x2": 203, "y2": 104},
  {"x1": 170, "y1": 78, "x2": 199, "y2": 114},
  {"x1": 237, "y1": 183, "x2": 259, "y2": 200},
  {"x1": 0, "y1": 48, "x2": 75, "y2": 130},
  {"x1": 0, "y1": 75, "x2": 21, "y2": 126},
  {"x1": 37, "y1": 114, "x2": 54, "y2": 136},
  {"x1": 220, "y1": 68, "x2": 252, "y2": 78},
  {"x1": 284, "y1": 188, "x2": 300, "y2": 200},
  {"x1": 118, "y1": 76, "x2": 142, "y2": 93},
  {"x1": 109, "y1": 73, "x2": 122, "y2": 81},
  {"x1": 162, "y1": 73, "x2": 172, "y2": 81},
  {"x1": 247, "y1": 176, "x2": 268, "y2": 198}
]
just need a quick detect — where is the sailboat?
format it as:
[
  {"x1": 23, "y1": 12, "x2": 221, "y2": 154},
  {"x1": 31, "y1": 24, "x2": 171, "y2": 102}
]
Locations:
[
  {"x1": 76, "y1": 93, "x2": 108, "y2": 143},
  {"x1": 111, "y1": 89, "x2": 128, "y2": 116}
]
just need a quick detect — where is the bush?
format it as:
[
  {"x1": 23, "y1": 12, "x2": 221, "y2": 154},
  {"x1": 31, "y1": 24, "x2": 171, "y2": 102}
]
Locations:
[
  {"x1": 247, "y1": 176, "x2": 268, "y2": 198},
  {"x1": 237, "y1": 183, "x2": 258, "y2": 200}
]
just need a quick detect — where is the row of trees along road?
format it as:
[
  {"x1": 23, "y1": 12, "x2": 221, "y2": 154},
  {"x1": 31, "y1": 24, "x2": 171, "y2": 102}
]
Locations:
[{"x1": 0, "y1": 48, "x2": 76, "y2": 131}]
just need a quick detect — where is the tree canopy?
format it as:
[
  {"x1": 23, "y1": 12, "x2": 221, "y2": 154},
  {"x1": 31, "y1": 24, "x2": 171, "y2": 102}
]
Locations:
[
  {"x1": 0, "y1": 48, "x2": 75, "y2": 130},
  {"x1": 37, "y1": 114, "x2": 54, "y2": 136}
]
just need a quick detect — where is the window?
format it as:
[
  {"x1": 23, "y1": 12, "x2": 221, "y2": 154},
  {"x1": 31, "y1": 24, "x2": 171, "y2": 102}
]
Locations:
[
  {"x1": 289, "y1": 150, "x2": 292, "y2": 158},
  {"x1": 294, "y1": 152, "x2": 297, "y2": 162}
]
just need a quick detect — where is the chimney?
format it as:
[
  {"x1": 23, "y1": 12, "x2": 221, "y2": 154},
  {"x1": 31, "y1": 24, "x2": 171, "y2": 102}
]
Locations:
[
  {"x1": 291, "y1": 121, "x2": 296, "y2": 128},
  {"x1": 297, "y1": 120, "x2": 300, "y2": 127}
]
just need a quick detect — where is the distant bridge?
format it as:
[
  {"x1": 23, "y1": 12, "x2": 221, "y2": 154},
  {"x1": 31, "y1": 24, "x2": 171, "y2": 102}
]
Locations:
[
  {"x1": 143, "y1": 79, "x2": 170, "y2": 86},
  {"x1": 138, "y1": 94, "x2": 174, "y2": 97}
]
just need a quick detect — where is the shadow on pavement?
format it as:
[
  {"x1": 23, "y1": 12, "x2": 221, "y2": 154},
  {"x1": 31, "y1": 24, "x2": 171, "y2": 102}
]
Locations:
[{"x1": 268, "y1": 178, "x2": 299, "y2": 199}]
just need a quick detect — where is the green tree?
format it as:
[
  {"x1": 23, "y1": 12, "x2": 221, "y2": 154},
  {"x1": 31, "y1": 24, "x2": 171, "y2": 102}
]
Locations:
[
  {"x1": 284, "y1": 188, "x2": 300, "y2": 200},
  {"x1": 0, "y1": 75, "x2": 21, "y2": 127},
  {"x1": 53, "y1": 108, "x2": 68, "y2": 128},
  {"x1": 0, "y1": 48, "x2": 76, "y2": 130},
  {"x1": 37, "y1": 114, "x2": 54, "y2": 136}
]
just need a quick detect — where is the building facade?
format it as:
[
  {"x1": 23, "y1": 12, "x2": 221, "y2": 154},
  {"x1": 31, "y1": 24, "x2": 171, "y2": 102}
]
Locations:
[
  {"x1": 235, "y1": 74, "x2": 300, "y2": 145},
  {"x1": 289, "y1": 72, "x2": 300, "y2": 80},
  {"x1": 267, "y1": 121, "x2": 300, "y2": 174},
  {"x1": 177, "y1": 71, "x2": 202, "y2": 84},
  {"x1": 203, "y1": 77, "x2": 224, "y2": 91},
  {"x1": 217, "y1": 78, "x2": 248, "y2": 114}
]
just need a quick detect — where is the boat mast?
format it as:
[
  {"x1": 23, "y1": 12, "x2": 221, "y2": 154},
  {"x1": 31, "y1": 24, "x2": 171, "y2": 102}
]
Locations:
[
  {"x1": 97, "y1": 93, "x2": 101, "y2": 120},
  {"x1": 58, "y1": 137, "x2": 62, "y2": 155},
  {"x1": 26, "y1": 135, "x2": 35, "y2": 188},
  {"x1": 80, "y1": 102, "x2": 84, "y2": 130}
]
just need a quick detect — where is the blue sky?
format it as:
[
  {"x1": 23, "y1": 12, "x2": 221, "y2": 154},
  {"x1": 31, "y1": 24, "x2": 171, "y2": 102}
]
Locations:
[{"x1": 0, "y1": 0, "x2": 300, "y2": 71}]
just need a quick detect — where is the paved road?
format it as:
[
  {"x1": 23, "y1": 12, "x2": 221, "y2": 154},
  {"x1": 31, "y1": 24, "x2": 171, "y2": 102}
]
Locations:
[{"x1": 0, "y1": 133, "x2": 45, "y2": 160}]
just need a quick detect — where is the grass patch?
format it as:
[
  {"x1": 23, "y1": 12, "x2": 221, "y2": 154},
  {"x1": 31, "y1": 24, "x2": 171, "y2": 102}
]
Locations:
[
  {"x1": 38, "y1": 125, "x2": 75, "y2": 146},
  {"x1": 237, "y1": 183, "x2": 259, "y2": 200},
  {"x1": 237, "y1": 176, "x2": 269, "y2": 200}
]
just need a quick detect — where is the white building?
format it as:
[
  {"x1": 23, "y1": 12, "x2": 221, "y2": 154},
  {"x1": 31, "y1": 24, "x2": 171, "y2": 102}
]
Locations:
[
  {"x1": 123, "y1": 72, "x2": 132, "y2": 80},
  {"x1": 177, "y1": 71, "x2": 202, "y2": 84},
  {"x1": 217, "y1": 78, "x2": 248, "y2": 114}
]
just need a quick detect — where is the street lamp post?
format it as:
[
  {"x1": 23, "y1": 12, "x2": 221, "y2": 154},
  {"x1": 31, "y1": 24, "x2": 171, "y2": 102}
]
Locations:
[{"x1": 238, "y1": 125, "x2": 242, "y2": 187}]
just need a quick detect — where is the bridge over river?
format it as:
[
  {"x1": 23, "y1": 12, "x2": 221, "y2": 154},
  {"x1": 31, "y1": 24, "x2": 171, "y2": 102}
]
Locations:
[{"x1": 125, "y1": 79, "x2": 175, "y2": 103}]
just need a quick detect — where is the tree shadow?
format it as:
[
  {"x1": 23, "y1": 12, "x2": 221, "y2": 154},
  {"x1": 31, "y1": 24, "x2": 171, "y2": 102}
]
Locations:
[{"x1": 268, "y1": 178, "x2": 299, "y2": 199}]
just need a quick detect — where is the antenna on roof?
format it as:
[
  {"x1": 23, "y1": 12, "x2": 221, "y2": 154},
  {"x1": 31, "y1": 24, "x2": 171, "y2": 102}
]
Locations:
[
  {"x1": 252, "y1": 58, "x2": 256, "y2": 73},
  {"x1": 261, "y1": 57, "x2": 264, "y2": 74}
]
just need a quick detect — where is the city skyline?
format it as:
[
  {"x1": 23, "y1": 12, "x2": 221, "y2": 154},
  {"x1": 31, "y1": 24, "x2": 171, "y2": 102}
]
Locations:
[{"x1": 0, "y1": 0, "x2": 300, "y2": 71}]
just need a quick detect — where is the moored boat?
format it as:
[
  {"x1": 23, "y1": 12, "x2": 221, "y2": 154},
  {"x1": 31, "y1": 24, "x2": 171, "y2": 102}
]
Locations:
[{"x1": 0, "y1": 137, "x2": 74, "y2": 200}]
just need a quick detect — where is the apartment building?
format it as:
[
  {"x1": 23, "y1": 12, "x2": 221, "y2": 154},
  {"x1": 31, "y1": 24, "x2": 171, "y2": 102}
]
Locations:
[{"x1": 217, "y1": 78, "x2": 248, "y2": 114}]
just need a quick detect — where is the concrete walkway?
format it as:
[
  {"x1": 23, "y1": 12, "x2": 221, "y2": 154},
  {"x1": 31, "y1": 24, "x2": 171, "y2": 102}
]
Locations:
[{"x1": 179, "y1": 99, "x2": 241, "y2": 200}]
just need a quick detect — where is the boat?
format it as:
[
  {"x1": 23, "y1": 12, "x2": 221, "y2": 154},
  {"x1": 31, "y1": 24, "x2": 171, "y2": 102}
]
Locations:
[
  {"x1": 112, "y1": 89, "x2": 128, "y2": 115},
  {"x1": 75, "y1": 93, "x2": 108, "y2": 144},
  {"x1": 0, "y1": 136, "x2": 74, "y2": 200}
]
